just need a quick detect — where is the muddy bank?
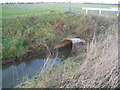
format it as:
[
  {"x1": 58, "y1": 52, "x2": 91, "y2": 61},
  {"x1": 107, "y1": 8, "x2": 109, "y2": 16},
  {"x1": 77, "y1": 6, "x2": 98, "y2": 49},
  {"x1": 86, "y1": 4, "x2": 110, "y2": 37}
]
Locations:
[
  {"x1": 2, "y1": 35, "x2": 87, "y2": 65},
  {"x1": 2, "y1": 43, "x2": 73, "y2": 64},
  {"x1": 2, "y1": 49, "x2": 47, "y2": 64}
]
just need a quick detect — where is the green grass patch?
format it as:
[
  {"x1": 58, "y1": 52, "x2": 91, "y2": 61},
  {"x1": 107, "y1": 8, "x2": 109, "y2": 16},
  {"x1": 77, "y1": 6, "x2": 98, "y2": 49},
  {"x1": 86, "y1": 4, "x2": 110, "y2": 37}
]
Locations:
[
  {"x1": 2, "y1": 11, "x2": 116, "y2": 59},
  {"x1": 2, "y1": 4, "x2": 118, "y2": 18},
  {"x1": 2, "y1": 4, "x2": 117, "y2": 59}
]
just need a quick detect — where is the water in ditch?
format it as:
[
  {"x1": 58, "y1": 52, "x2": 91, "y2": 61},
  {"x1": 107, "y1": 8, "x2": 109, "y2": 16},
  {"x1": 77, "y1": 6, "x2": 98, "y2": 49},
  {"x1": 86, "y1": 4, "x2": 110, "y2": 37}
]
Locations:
[{"x1": 2, "y1": 44, "x2": 72, "y2": 88}]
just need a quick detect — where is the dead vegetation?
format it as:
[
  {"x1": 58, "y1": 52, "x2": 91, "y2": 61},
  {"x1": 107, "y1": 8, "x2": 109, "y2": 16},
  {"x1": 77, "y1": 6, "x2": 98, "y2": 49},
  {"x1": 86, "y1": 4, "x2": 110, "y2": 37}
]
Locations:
[{"x1": 65, "y1": 22, "x2": 119, "y2": 88}]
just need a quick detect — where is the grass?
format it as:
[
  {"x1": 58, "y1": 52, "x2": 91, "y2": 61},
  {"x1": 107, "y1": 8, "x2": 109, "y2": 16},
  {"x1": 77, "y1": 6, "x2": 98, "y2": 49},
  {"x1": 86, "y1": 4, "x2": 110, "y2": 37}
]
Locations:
[
  {"x1": 2, "y1": 11, "x2": 116, "y2": 59},
  {"x1": 2, "y1": 3, "x2": 118, "y2": 88},
  {"x1": 2, "y1": 3, "x2": 117, "y2": 59},
  {"x1": 2, "y1": 3, "x2": 118, "y2": 18},
  {"x1": 1, "y1": 4, "x2": 116, "y2": 58},
  {"x1": 2, "y1": 4, "x2": 67, "y2": 18},
  {"x1": 17, "y1": 18, "x2": 118, "y2": 88},
  {"x1": 16, "y1": 3, "x2": 117, "y2": 8}
]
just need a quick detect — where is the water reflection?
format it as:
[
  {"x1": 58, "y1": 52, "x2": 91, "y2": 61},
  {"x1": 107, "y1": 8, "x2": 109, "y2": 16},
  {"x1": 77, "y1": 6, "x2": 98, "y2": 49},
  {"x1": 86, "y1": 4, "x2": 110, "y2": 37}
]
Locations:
[
  {"x1": 2, "y1": 58, "x2": 61, "y2": 88},
  {"x1": 2, "y1": 45, "x2": 72, "y2": 88}
]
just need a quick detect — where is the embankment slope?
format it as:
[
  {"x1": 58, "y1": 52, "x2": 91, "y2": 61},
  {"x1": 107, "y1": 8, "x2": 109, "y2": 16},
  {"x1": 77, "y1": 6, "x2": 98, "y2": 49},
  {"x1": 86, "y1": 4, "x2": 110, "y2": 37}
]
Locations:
[{"x1": 18, "y1": 20, "x2": 119, "y2": 88}]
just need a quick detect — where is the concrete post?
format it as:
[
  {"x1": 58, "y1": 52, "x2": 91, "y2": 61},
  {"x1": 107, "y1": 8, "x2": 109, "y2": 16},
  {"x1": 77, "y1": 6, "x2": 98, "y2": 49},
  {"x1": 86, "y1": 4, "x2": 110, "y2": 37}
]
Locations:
[
  {"x1": 86, "y1": 9, "x2": 88, "y2": 14},
  {"x1": 99, "y1": 10, "x2": 102, "y2": 15},
  {"x1": 117, "y1": 13, "x2": 119, "y2": 16}
]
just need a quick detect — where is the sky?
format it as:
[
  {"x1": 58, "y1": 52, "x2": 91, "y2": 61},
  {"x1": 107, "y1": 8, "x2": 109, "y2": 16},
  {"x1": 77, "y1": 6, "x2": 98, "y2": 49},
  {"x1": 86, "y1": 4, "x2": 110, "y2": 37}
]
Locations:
[{"x1": 1, "y1": 0, "x2": 119, "y2": 4}]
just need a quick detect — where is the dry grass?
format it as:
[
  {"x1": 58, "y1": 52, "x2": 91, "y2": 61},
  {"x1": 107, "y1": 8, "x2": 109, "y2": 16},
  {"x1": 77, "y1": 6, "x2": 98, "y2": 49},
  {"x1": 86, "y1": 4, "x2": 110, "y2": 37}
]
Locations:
[{"x1": 65, "y1": 22, "x2": 119, "y2": 88}]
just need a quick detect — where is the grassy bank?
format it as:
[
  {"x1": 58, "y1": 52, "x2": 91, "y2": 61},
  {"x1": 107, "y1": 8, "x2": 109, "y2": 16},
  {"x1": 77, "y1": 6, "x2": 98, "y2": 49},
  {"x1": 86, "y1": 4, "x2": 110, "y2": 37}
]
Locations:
[
  {"x1": 2, "y1": 11, "x2": 116, "y2": 59},
  {"x1": 2, "y1": 3, "x2": 118, "y2": 88},
  {"x1": 2, "y1": 4, "x2": 117, "y2": 59},
  {"x1": 18, "y1": 19, "x2": 118, "y2": 88}
]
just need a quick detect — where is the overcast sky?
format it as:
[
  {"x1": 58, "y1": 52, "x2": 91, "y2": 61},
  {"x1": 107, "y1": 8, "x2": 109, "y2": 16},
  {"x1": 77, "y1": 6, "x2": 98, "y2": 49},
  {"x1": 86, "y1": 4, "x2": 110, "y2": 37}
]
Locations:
[{"x1": 1, "y1": 0, "x2": 119, "y2": 4}]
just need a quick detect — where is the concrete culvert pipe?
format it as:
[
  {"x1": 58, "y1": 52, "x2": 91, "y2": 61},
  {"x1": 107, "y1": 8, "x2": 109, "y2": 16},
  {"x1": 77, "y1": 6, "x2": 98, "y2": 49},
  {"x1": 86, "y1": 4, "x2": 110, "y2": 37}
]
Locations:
[
  {"x1": 54, "y1": 38, "x2": 86, "y2": 50},
  {"x1": 53, "y1": 38, "x2": 86, "y2": 59}
]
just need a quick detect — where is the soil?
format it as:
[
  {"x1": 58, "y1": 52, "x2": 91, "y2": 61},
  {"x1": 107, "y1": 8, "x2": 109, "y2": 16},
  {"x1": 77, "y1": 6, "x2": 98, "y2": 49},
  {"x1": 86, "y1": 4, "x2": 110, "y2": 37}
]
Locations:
[{"x1": 2, "y1": 49, "x2": 47, "y2": 64}]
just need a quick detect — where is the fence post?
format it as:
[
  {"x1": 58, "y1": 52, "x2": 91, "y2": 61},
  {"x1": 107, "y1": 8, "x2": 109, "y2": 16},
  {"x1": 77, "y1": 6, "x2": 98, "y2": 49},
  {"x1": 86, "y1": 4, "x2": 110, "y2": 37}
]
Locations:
[
  {"x1": 99, "y1": 10, "x2": 102, "y2": 15},
  {"x1": 117, "y1": 13, "x2": 119, "y2": 16},
  {"x1": 86, "y1": 9, "x2": 88, "y2": 14}
]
